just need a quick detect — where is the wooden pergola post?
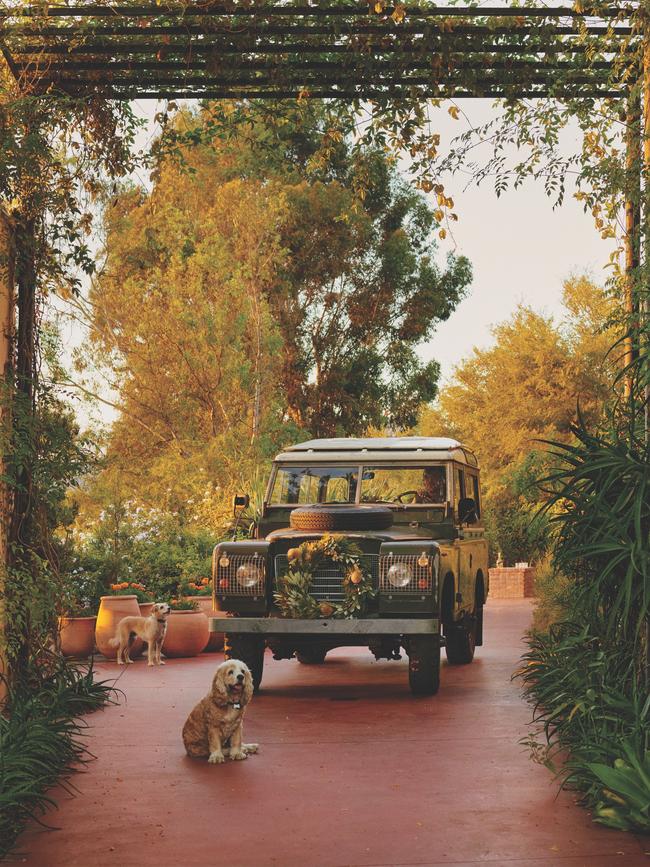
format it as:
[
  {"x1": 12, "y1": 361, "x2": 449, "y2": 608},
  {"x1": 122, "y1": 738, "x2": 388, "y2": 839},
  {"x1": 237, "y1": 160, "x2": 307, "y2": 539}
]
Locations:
[
  {"x1": 624, "y1": 92, "x2": 641, "y2": 401},
  {"x1": 642, "y1": 21, "x2": 650, "y2": 692},
  {"x1": 0, "y1": 209, "x2": 15, "y2": 696}
]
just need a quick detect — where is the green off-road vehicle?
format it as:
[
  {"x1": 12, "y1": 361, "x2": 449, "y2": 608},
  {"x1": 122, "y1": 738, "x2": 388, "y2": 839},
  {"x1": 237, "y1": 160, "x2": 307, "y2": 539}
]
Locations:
[{"x1": 210, "y1": 437, "x2": 488, "y2": 695}]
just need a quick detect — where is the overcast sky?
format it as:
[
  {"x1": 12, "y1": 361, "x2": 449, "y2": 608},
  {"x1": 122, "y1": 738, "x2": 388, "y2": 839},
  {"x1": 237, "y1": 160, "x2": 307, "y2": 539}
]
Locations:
[{"x1": 412, "y1": 100, "x2": 615, "y2": 385}]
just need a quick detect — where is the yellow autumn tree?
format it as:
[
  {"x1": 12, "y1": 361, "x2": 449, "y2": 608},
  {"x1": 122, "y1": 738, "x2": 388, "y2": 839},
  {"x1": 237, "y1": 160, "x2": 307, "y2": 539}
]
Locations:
[
  {"x1": 85, "y1": 161, "x2": 294, "y2": 520},
  {"x1": 419, "y1": 276, "x2": 618, "y2": 561}
]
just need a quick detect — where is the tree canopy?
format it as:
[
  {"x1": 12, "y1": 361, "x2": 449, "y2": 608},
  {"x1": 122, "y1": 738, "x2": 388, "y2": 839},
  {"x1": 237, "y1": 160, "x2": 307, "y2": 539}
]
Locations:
[{"x1": 85, "y1": 106, "x2": 471, "y2": 512}]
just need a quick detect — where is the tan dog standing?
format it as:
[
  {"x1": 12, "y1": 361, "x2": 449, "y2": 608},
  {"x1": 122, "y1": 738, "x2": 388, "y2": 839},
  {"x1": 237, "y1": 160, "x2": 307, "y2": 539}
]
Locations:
[
  {"x1": 182, "y1": 659, "x2": 258, "y2": 763},
  {"x1": 109, "y1": 602, "x2": 170, "y2": 666}
]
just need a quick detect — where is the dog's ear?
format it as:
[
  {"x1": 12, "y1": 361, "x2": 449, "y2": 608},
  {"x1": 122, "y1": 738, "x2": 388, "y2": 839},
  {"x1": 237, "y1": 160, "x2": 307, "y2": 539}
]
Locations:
[
  {"x1": 242, "y1": 663, "x2": 254, "y2": 706},
  {"x1": 211, "y1": 664, "x2": 229, "y2": 705}
]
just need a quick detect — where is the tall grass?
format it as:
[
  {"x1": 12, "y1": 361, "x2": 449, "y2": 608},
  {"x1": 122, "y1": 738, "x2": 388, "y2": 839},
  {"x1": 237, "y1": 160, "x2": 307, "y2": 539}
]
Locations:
[{"x1": 0, "y1": 657, "x2": 118, "y2": 858}]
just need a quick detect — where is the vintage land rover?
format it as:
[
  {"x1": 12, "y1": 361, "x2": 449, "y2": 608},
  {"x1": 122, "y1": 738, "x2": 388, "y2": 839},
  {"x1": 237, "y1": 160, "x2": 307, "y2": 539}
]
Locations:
[{"x1": 210, "y1": 437, "x2": 488, "y2": 696}]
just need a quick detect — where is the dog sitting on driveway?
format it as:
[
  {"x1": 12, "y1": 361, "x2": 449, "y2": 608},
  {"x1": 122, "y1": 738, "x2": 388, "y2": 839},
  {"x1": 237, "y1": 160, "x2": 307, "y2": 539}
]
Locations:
[
  {"x1": 182, "y1": 659, "x2": 258, "y2": 764},
  {"x1": 109, "y1": 602, "x2": 170, "y2": 666}
]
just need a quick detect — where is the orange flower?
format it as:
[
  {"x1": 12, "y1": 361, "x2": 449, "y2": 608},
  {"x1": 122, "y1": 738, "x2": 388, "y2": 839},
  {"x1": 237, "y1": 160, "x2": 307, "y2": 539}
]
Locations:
[{"x1": 201, "y1": 578, "x2": 210, "y2": 586}]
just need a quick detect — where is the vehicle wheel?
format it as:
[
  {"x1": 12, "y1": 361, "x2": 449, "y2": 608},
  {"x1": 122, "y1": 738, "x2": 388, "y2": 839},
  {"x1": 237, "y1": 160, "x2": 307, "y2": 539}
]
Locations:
[
  {"x1": 224, "y1": 633, "x2": 265, "y2": 692},
  {"x1": 445, "y1": 615, "x2": 477, "y2": 665},
  {"x1": 296, "y1": 648, "x2": 327, "y2": 664},
  {"x1": 407, "y1": 637, "x2": 440, "y2": 696},
  {"x1": 290, "y1": 504, "x2": 393, "y2": 532}
]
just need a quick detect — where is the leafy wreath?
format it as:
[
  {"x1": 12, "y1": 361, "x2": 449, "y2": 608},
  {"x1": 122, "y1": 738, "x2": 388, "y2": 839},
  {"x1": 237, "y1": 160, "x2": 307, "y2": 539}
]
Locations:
[{"x1": 274, "y1": 534, "x2": 377, "y2": 619}]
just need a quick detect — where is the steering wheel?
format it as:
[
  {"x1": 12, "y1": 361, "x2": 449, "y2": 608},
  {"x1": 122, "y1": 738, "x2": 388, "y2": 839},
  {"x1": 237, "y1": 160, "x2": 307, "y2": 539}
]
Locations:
[{"x1": 394, "y1": 490, "x2": 421, "y2": 504}]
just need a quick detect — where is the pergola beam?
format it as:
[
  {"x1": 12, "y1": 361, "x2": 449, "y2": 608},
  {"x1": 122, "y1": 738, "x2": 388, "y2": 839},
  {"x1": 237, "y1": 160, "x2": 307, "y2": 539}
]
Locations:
[
  {"x1": 0, "y1": 4, "x2": 634, "y2": 18},
  {"x1": 0, "y1": 3, "x2": 635, "y2": 100}
]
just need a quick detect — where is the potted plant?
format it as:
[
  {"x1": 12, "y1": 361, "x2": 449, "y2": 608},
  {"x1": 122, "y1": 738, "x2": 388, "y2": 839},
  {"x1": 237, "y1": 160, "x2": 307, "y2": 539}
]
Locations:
[
  {"x1": 95, "y1": 582, "x2": 153, "y2": 660},
  {"x1": 180, "y1": 577, "x2": 224, "y2": 651},
  {"x1": 58, "y1": 572, "x2": 100, "y2": 659},
  {"x1": 59, "y1": 601, "x2": 97, "y2": 659},
  {"x1": 163, "y1": 598, "x2": 209, "y2": 658}
]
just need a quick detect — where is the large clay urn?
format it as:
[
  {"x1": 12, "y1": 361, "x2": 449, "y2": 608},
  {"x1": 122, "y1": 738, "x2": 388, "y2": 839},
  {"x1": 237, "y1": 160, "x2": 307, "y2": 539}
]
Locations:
[
  {"x1": 59, "y1": 616, "x2": 97, "y2": 659},
  {"x1": 163, "y1": 609, "x2": 209, "y2": 658},
  {"x1": 95, "y1": 595, "x2": 143, "y2": 659},
  {"x1": 185, "y1": 597, "x2": 224, "y2": 652},
  {"x1": 139, "y1": 602, "x2": 155, "y2": 617}
]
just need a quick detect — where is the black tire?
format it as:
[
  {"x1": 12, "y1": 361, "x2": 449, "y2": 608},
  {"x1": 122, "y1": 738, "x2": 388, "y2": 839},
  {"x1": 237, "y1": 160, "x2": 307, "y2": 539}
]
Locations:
[
  {"x1": 290, "y1": 504, "x2": 393, "y2": 532},
  {"x1": 407, "y1": 637, "x2": 441, "y2": 696},
  {"x1": 296, "y1": 648, "x2": 327, "y2": 664},
  {"x1": 445, "y1": 616, "x2": 477, "y2": 665},
  {"x1": 224, "y1": 633, "x2": 265, "y2": 692}
]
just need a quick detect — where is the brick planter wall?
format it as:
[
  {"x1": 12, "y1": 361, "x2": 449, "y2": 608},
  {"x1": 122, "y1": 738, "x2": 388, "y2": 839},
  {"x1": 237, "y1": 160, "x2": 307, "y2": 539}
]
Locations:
[{"x1": 488, "y1": 566, "x2": 536, "y2": 599}]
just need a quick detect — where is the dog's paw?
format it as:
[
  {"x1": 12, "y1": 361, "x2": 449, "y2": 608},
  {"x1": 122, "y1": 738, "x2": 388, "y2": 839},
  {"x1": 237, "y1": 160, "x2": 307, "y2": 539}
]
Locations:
[
  {"x1": 159, "y1": 660, "x2": 166, "y2": 665},
  {"x1": 125, "y1": 659, "x2": 134, "y2": 664},
  {"x1": 208, "y1": 751, "x2": 225, "y2": 764},
  {"x1": 242, "y1": 743, "x2": 259, "y2": 755},
  {"x1": 116, "y1": 660, "x2": 124, "y2": 665},
  {"x1": 229, "y1": 749, "x2": 247, "y2": 761}
]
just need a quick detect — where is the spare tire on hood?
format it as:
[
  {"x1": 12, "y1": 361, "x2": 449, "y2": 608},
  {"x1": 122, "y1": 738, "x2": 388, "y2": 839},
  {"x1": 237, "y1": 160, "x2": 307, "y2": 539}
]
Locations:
[{"x1": 289, "y1": 504, "x2": 394, "y2": 532}]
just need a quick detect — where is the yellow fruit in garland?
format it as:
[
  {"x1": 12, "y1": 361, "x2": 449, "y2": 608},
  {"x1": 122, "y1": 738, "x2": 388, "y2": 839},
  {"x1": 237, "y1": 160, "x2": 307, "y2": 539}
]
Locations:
[
  {"x1": 287, "y1": 547, "x2": 301, "y2": 562},
  {"x1": 319, "y1": 602, "x2": 335, "y2": 617},
  {"x1": 349, "y1": 566, "x2": 363, "y2": 585}
]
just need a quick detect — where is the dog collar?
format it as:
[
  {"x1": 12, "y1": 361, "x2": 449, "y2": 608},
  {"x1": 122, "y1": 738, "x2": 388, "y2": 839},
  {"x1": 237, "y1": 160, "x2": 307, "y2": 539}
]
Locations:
[
  {"x1": 228, "y1": 700, "x2": 242, "y2": 709},
  {"x1": 157, "y1": 618, "x2": 167, "y2": 623}
]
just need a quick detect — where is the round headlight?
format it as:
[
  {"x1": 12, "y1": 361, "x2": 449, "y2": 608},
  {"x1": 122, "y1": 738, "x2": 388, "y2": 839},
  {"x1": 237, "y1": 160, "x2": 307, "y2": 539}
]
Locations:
[
  {"x1": 387, "y1": 563, "x2": 413, "y2": 588},
  {"x1": 236, "y1": 563, "x2": 263, "y2": 588}
]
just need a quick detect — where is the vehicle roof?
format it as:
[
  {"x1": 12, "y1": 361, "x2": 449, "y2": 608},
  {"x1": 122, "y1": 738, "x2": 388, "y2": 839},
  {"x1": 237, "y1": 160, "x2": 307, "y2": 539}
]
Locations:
[{"x1": 274, "y1": 436, "x2": 478, "y2": 467}]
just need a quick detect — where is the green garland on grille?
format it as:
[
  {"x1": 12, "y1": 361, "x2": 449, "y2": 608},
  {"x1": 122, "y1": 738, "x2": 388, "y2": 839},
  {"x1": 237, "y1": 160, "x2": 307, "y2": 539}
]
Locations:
[{"x1": 274, "y1": 533, "x2": 377, "y2": 619}]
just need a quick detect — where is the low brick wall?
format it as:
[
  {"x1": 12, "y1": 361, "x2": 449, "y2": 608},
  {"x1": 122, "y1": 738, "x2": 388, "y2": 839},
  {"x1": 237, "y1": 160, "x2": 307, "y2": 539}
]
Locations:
[{"x1": 488, "y1": 566, "x2": 536, "y2": 599}]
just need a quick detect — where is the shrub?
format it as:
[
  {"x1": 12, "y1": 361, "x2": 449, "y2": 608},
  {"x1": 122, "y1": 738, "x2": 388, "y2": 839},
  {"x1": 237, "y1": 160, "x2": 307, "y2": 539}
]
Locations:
[
  {"x1": 518, "y1": 622, "x2": 649, "y2": 832},
  {"x1": 107, "y1": 581, "x2": 153, "y2": 603},
  {"x1": 168, "y1": 598, "x2": 199, "y2": 611},
  {"x1": 0, "y1": 659, "x2": 118, "y2": 858},
  {"x1": 179, "y1": 577, "x2": 212, "y2": 597}
]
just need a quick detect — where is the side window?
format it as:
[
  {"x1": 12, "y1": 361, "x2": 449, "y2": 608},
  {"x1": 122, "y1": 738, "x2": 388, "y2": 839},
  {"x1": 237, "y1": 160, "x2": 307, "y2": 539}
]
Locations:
[
  {"x1": 471, "y1": 474, "x2": 481, "y2": 519},
  {"x1": 454, "y1": 467, "x2": 465, "y2": 515}
]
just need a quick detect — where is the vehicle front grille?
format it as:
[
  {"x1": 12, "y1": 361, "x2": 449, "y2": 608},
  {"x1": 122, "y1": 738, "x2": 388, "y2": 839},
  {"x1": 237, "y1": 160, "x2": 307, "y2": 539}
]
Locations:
[{"x1": 274, "y1": 554, "x2": 379, "y2": 602}]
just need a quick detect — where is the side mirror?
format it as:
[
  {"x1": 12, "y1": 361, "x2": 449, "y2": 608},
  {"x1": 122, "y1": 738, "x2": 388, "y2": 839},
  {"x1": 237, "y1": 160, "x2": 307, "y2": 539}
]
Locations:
[
  {"x1": 458, "y1": 497, "x2": 477, "y2": 524},
  {"x1": 233, "y1": 494, "x2": 250, "y2": 509}
]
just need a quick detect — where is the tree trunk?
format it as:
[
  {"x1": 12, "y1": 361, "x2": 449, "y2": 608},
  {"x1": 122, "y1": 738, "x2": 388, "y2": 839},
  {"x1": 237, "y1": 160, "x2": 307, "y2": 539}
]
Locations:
[{"x1": 6, "y1": 214, "x2": 37, "y2": 680}]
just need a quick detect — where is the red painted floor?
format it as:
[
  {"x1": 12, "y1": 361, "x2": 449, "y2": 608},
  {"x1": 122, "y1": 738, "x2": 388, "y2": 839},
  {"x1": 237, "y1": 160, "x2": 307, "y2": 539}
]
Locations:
[{"x1": 13, "y1": 600, "x2": 648, "y2": 867}]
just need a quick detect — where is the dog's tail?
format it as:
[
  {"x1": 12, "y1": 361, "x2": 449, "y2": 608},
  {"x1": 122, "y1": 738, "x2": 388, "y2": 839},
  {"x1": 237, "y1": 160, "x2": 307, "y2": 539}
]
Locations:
[{"x1": 108, "y1": 636, "x2": 120, "y2": 648}]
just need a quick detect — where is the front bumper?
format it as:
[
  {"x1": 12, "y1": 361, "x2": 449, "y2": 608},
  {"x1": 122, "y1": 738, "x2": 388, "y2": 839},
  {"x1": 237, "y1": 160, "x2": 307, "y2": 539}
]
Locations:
[{"x1": 209, "y1": 616, "x2": 439, "y2": 636}]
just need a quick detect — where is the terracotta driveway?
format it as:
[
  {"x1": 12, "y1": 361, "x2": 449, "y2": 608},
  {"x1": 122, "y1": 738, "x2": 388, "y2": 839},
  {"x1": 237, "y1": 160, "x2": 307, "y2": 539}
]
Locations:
[{"x1": 17, "y1": 600, "x2": 648, "y2": 867}]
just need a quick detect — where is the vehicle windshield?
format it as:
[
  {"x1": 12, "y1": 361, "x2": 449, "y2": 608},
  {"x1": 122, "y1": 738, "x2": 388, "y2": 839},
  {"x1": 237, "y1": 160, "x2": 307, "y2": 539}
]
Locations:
[
  {"x1": 269, "y1": 466, "x2": 357, "y2": 504},
  {"x1": 360, "y1": 466, "x2": 447, "y2": 504}
]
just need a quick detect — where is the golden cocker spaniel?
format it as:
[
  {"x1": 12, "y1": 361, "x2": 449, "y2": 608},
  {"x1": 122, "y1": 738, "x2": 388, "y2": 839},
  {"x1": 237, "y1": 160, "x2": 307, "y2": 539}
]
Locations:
[{"x1": 182, "y1": 659, "x2": 258, "y2": 763}]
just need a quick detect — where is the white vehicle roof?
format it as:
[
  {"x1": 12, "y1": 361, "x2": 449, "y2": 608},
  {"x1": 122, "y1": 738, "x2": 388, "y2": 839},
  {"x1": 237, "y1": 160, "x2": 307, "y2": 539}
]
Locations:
[{"x1": 275, "y1": 436, "x2": 478, "y2": 467}]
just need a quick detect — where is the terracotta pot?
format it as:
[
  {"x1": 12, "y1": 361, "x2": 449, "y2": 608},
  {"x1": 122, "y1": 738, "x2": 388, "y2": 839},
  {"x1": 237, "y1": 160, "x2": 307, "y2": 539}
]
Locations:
[
  {"x1": 95, "y1": 595, "x2": 144, "y2": 659},
  {"x1": 186, "y1": 597, "x2": 225, "y2": 652},
  {"x1": 59, "y1": 616, "x2": 97, "y2": 659},
  {"x1": 139, "y1": 602, "x2": 155, "y2": 618},
  {"x1": 163, "y1": 609, "x2": 209, "y2": 658}
]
